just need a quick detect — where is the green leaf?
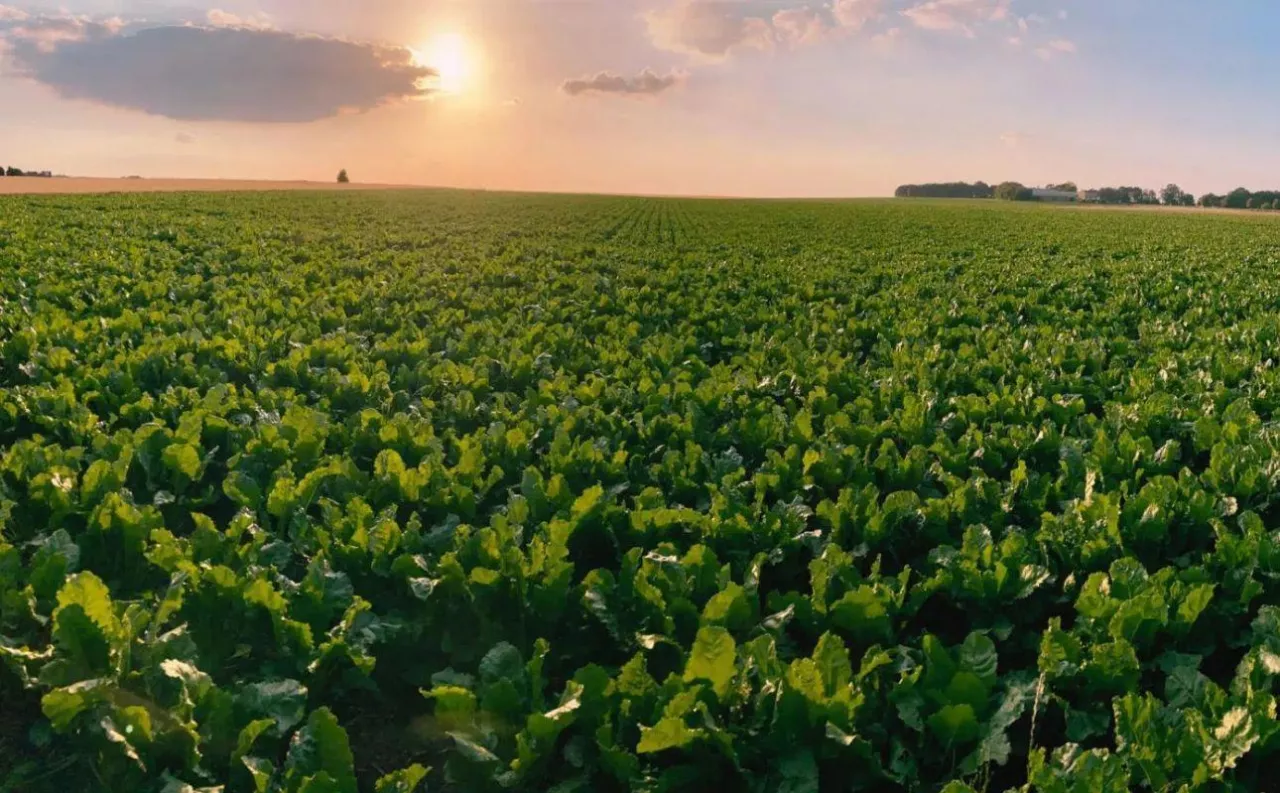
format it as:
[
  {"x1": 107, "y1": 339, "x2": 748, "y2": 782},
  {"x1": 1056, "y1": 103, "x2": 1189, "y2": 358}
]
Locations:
[
  {"x1": 297, "y1": 773, "x2": 343, "y2": 793},
  {"x1": 375, "y1": 764, "x2": 430, "y2": 793},
  {"x1": 449, "y1": 732, "x2": 500, "y2": 764},
  {"x1": 479, "y1": 641, "x2": 524, "y2": 685},
  {"x1": 683, "y1": 626, "x2": 737, "y2": 697},
  {"x1": 163, "y1": 442, "x2": 203, "y2": 480},
  {"x1": 701, "y1": 582, "x2": 752, "y2": 630},
  {"x1": 958, "y1": 632, "x2": 998, "y2": 684},
  {"x1": 224, "y1": 470, "x2": 264, "y2": 508},
  {"x1": 55, "y1": 571, "x2": 119, "y2": 639},
  {"x1": 243, "y1": 756, "x2": 276, "y2": 793},
  {"x1": 812, "y1": 632, "x2": 852, "y2": 697},
  {"x1": 285, "y1": 708, "x2": 357, "y2": 793},
  {"x1": 159, "y1": 774, "x2": 225, "y2": 793},
  {"x1": 928, "y1": 704, "x2": 980, "y2": 746},
  {"x1": 637, "y1": 717, "x2": 704, "y2": 753},
  {"x1": 1204, "y1": 707, "x2": 1258, "y2": 776},
  {"x1": 830, "y1": 586, "x2": 891, "y2": 641},
  {"x1": 425, "y1": 685, "x2": 478, "y2": 732},
  {"x1": 775, "y1": 750, "x2": 819, "y2": 793},
  {"x1": 41, "y1": 679, "x2": 105, "y2": 731},
  {"x1": 52, "y1": 604, "x2": 112, "y2": 674},
  {"x1": 1176, "y1": 584, "x2": 1215, "y2": 629},
  {"x1": 238, "y1": 679, "x2": 309, "y2": 735},
  {"x1": 234, "y1": 718, "x2": 277, "y2": 768}
]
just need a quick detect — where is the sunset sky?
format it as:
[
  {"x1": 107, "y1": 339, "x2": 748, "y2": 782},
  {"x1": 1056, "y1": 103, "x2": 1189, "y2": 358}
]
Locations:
[{"x1": 1, "y1": 1, "x2": 1278, "y2": 196}]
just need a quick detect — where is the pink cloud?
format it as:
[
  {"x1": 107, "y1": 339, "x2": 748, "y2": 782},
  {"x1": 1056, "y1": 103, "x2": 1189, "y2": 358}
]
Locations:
[{"x1": 902, "y1": 0, "x2": 1011, "y2": 37}]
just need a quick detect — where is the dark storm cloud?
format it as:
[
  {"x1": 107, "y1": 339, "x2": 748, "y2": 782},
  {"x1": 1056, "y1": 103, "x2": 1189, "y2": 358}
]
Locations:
[
  {"x1": 561, "y1": 68, "x2": 685, "y2": 97},
  {"x1": 0, "y1": 16, "x2": 435, "y2": 123}
]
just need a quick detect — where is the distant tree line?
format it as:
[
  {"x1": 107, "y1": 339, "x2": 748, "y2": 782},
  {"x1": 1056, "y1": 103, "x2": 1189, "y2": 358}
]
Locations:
[
  {"x1": 1084, "y1": 186, "x2": 1161, "y2": 205},
  {"x1": 894, "y1": 180, "x2": 1081, "y2": 202},
  {"x1": 1198, "y1": 187, "x2": 1280, "y2": 209},
  {"x1": 894, "y1": 179, "x2": 1280, "y2": 211},
  {"x1": 0, "y1": 167, "x2": 54, "y2": 177},
  {"x1": 894, "y1": 182, "x2": 994, "y2": 198}
]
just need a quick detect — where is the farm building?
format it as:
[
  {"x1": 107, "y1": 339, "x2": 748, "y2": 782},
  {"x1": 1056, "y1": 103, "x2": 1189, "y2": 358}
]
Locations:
[
  {"x1": 1078, "y1": 190, "x2": 1102, "y2": 202},
  {"x1": 1031, "y1": 188, "x2": 1078, "y2": 202}
]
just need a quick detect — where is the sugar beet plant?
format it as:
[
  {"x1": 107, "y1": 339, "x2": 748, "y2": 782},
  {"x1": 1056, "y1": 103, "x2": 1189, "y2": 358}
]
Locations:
[{"x1": 5, "y1": 192, "x2": 1280, "y2": 791}]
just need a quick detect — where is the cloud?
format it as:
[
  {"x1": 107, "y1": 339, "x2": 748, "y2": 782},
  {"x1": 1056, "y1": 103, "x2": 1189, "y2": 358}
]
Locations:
[
  {"x1": 1035, "y1": 38, "x2": 1076, "y2": 59},
  {"x1": 205, "y1": 9, "x2": 273, "y2": 30},
  {"x1": 174, "y1": 131, "x2": 196, "y2": 144},
  {"x1": 872, "y1": 26, "x2": 903, "y2": 49},
  {"x1": 0, "y1": 14, "x2": 435, "y2": 122},
  {"x1": 645, "y1": 0, "x2": 884, "y2": 58},
  {"x1": 902, "y1": 0, "x2": 1010, "y2": 37},
  {"x1": 999, "y1": 131, "x2": 1029, "y2": 147},
  {"x1": 832, "y1": 0, "x2": 884, "y2": 31},
  {"x1": 561, "y1": 68, "x2": 686, "y2": 97},
  {"x1": 772, "y1": 8, "x2": 828, "y2": 47},
  {"x1": 645, "y1": 1, "x2": 773, "y2": 59}
]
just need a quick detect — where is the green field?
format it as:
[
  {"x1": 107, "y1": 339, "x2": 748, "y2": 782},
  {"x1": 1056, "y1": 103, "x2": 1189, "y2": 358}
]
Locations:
[{"x1": 5, "y1": 192, "x2": 1280, "y2": 792}]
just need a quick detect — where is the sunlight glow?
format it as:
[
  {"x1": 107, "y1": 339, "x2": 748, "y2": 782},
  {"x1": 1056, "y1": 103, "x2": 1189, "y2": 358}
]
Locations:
[{"x1": 415, "y1": 33, "x2": 475, "y2": 95}]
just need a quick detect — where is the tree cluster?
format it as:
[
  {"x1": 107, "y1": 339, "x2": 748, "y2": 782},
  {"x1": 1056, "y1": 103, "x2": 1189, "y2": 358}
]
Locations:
[
  {"x1": 1159, "y1": 184, "x2": 1196, "y2": 206},
  {"x1": 994, "y1": 182, "x2": 1035, "y2": 201},
  {"x1": 894, "y1": 181, "x2": 1076, "y2": 201},
  {"x1": 1080, "y1": 186, "x2": 1160, "y2": 205},
  {"x1": 894, "y1": 182, "x2": 993, "y2": 199},
  {"x1": 1, "y1": 167, "x2": 53, "y2": 177},
  {"x1": 1199, "y1": 187, "x2": 1280, "y2": 210}
]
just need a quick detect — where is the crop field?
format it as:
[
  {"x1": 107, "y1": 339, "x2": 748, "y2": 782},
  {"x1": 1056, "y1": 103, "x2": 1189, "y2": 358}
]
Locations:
[{"x1": 6, "y1": 192, "x2": 1280, "y2": 792}]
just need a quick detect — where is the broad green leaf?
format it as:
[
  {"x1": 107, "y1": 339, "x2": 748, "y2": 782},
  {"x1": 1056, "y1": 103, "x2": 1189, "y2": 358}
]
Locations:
[
  {"x1": 243, "y1": 757, "x2": 275, "y2": 793},
  {"x1": 683, "y1": 626, "x2": 737, "y2": 697},
  {"x1": 959, "y1": 633, "x2": 998, "y2": 684},
  {"x1": 163, "y1": 443, "x2": 203, "y2": 480},
  {"x1": 928, "y1": 704, "x2": 980, "y2": 746},
  {"x1": 41, "y1": 679, "x2": 105, "y2": 731},
  {"x1": 55, "y1": 571, "x2": 119, "y2": 639},
  {"x1": 238, "y1": 679, "x2": 308, "y2": 735},
  {"x1": 637, "y1": 717, "x2": 704, "y2": 753},
  {"x1": 812, "y1": 632, "x2": 852, "y2": 697},
  {"x1": 375, "y1": 764, "x2": 430, "y2": 793},
  {"x1": 285, "y1": 708, "x2": 357, "y2": 793},
  {"x1": 830, "y1": 586, "x2": 891, "y2": 641}
]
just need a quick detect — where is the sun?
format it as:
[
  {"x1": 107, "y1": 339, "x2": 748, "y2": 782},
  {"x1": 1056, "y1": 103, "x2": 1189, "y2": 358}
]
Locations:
[{"x1": 415, "y1": 33, "x2": 475, "y2": 95}]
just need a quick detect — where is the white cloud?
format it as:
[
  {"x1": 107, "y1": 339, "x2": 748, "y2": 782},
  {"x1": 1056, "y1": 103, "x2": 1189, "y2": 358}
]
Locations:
[
  {"x1": 1036, "y1": 38, "x2": 1076, "y2": 59},
  {"x1": 645, "y1": 1, "x2": 773, "y2": 59},
  {"x1": 0, "y1": 5, "x2": 28, "y2": 22},
  {"x1": 206, "y1": 9, "x2": 273, "y2": 30},
  {"x1": 772, "y1": 7, "x2": 828, "y2": 47},
  {"x1": 832, "y1": 0, "x2": 884, "y2": 31},
  {"x1": 999, "y1": 131, "x2": 1029, "y2": 147},
  {"x1": 902, "y1": 0, "x2": 1011, "y2": 37},
  {"x1": 645, "y1": 0, "x2": 884, "y2": 58}
]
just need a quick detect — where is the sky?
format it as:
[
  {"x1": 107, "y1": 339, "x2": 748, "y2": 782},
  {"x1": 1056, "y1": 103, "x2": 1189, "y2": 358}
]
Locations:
[{"x1": 1, "y1": 0, "x2": 1279, "y2": 197}]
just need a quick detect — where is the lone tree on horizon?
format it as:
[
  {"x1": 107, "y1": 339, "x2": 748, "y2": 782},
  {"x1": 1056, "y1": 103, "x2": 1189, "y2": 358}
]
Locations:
[{"x1": 337, "y1": 169, "x2": 350, "y2": 184}]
